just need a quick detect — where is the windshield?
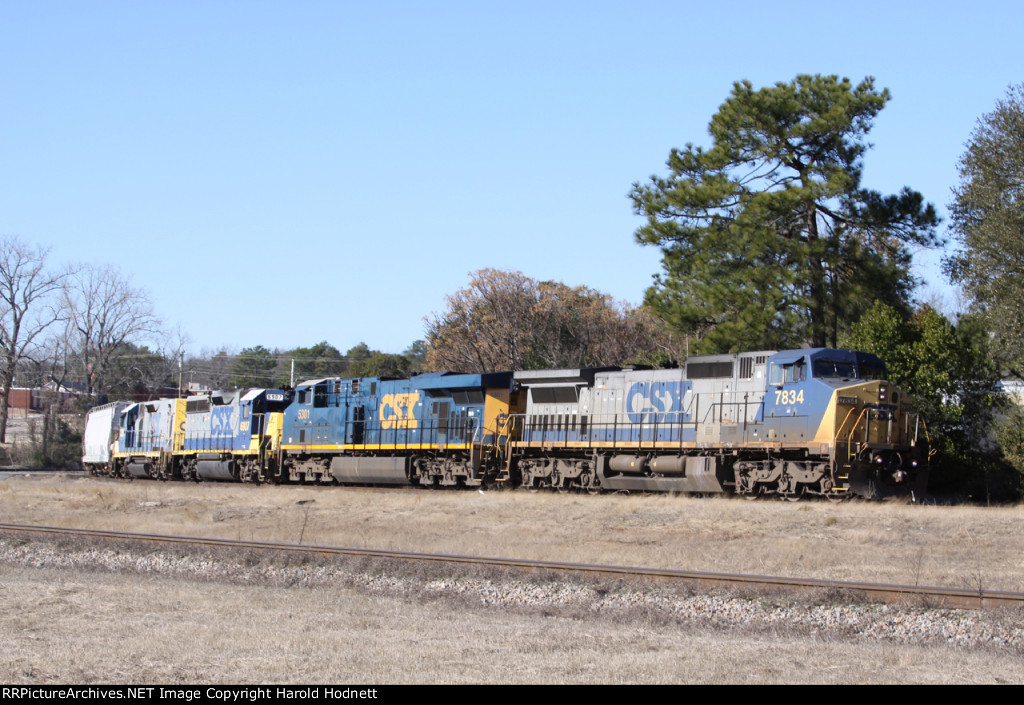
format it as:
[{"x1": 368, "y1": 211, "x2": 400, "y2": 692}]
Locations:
[{"x1": 813, "y1": 360, "x2": 856, "y2": 379}]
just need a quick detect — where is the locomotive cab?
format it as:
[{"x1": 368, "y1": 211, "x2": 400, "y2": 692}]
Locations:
[{"x1": 754, "y1": 349, "x2": 926, "y2": 498}]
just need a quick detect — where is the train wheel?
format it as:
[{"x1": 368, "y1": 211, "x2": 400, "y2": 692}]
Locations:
[
  {"x1": 819, "y1": 478, "x2": 846, "y2": 503},
  {"x1": 741, "y1": 485, "x2": 763, "y2": 500},
  {"x1": 519, "y1": 469, "x2": 531, "y2": 489}
]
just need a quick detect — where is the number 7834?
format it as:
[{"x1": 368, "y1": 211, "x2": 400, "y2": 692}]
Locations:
[{"x1": 774, "y1": 389, "x2": 804, "y2": 405}]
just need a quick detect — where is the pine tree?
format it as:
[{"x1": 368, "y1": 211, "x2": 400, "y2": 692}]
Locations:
[{"x1": 631, "y1": 75, "x2": 939, "y2": 352}]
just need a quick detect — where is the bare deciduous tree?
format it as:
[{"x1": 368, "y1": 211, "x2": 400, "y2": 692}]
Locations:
[
  {"x1": 64, "y1": 264, "x2": 160, "y2": 399},
  {"x1": 425, "y1": 269, "x2": 675, "y2": 372},
  {"x1": 0, "y1": 237, "x2": 66, "y2": 443}
]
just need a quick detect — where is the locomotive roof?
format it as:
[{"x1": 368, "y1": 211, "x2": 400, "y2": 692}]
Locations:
[
  {"x1": 771, "y1": 348, "x2": 884, "y2": 363},
  {"x1": 513, "y1": 367, "x2": 618, "y2": 385},
  {"x1": 685, "y1": 350, "x2": 777, "y2": 363},
  {"x1": 411, "y1": 370, "x2": 514, "y2": 390}
]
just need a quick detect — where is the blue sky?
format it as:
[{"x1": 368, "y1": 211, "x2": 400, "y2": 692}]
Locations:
[{"x1": 2, "y1": 1, "x2": 1021, "y2": 356}]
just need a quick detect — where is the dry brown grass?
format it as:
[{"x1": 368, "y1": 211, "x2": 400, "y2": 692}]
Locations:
[
  {"x1": 2, "y1": 563, "x2": 1023, "y2": 684},
  {"x1": 2, "y1": 473, "x2": 1023, "y2": 591},
  {"x1": 3, "y1": 474, "x2": 1024, "y2": 684}
]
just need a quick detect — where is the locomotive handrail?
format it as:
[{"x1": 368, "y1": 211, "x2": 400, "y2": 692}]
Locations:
[
  {"x1": 513, "y1": 388, "x2": 785, "y2": 451},
  {"x1": 316, "y1": 414, "x2": 489, "y2": 451},
  {"x1": 836, "y1": 406, "x2": 860, "y2": 462},
  {"x1": 841, "y1": 406, "x2": 899, "y2": 458},
  {"x1": 848, "y1": 407, "x2": 871, "y2": 458},
  {"x1": 918, "y1": 416, "x2": 937, "y2": 460},
  {"x1": 498, "y1": 414, "x2": 520, "y2": 480}
]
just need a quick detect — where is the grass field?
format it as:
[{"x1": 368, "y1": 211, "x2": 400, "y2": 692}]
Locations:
[
  {"x1": 2, "y1": 473, "x2": 1023, "y2": 684},
  {"x1": 2, "y1": 473, "x2": 1023, "y2": 590}
]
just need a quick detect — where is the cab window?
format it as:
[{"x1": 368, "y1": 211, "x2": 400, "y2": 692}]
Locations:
[{"x1": 771, "y1": 360, "x2": 806, "y2": 384}]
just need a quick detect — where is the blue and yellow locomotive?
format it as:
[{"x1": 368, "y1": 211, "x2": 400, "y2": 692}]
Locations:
[
  {"x1": 178, "y1": 388, "x2": 294, "y2": 482},
  {"x1": 278, "y1": 371, "x2": 515, "y2": 486}
]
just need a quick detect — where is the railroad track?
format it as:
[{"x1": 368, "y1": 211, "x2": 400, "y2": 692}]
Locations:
[
  {"x1": 0, "y1": 467, "x2": 82, "y2": 474},
  {"x1": 1, "y1": 522, "x2": 1021, "y2": 610}
]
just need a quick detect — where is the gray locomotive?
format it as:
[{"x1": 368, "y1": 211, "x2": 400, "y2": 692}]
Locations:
[{"x1": 510, "y1": 347, "x2": 927, "y2": 499}]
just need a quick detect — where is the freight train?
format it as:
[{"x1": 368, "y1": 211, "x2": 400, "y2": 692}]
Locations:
[{"x1": 81, "y1": 347, "x2": 929, "y2": 499}]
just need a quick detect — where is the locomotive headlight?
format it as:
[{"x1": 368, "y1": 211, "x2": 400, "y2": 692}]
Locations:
[{"x1": 878, "y1": 385, "x2": 888, "y2": 402}]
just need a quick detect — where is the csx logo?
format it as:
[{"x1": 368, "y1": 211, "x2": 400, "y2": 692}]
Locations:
[
  {"x1": 380, "y1": 393, "x2": 419, "y2": 429},
  {"x1": 211, "y1": 407, "x2": 234, "y2": 436},
  {"x1": 625, "y1": 381, "x2": 686, "y2": 424}
]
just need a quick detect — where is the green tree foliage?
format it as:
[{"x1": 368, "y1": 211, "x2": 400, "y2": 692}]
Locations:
[
  {"x1": 286, "y1": 341, "x2": 347, "y2": 383},
  {"x1": 425, "y1": 269, "x2": 672, "y2": 372},
  {"x1": 995, "y1": 406, "x2": 1024, "y2": 497},
  {"x1": 280, "y1": 341, "x2": 426, "y2": 385},
  {"x1": 631, "y1": 75, "x2": 939, "y2": 353},
  {"x1": 230, "y1": 345, "x2": 278, "y2": 388},
  {"x1": 342, "y1": 343, "x2": 372, "y2": 375},
  {"x1": 32, "y1": 413, "x2": 82, "y2": 469},
  {"x1": 945, "y1": 84, "x2": 1024, "y2": 376},
  {"x1": 190, "y1": 341, "x2": 426, "y2": 389},
  {"x1": 348, "y1": 350, "x2": 414, "y2": 379},
  {"x1": 845, "y1": 304, "x2": 1000, "y2": 440},
  {"x1": 844, "y1": 302, "x2": 1013, "y2": 497},
  {"x1": 402, "y1": 340, "x2": 426, "y2": 375}
]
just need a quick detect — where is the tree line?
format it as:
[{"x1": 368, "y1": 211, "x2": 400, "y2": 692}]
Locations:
[{"x1": 210, "y1": 340, "x2": 426, "y2": 390}]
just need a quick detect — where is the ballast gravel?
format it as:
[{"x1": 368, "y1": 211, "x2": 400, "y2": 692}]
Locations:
[{"x1": 2, "y1": 538, "x2": 1021, "y2": 654}]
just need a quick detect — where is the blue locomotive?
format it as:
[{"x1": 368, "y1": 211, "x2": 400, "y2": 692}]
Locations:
[
  {"x1": 179, "y1": 387, "x2": 294, "y2": 481},
  {"x1": 278, "y1": 371, "x2": 515, "y2": 486}
]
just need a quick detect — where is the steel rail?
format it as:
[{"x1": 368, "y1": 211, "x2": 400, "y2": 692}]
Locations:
[{"x1": 1, "y1": 522, "x2": 1021, "y2": 610}]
